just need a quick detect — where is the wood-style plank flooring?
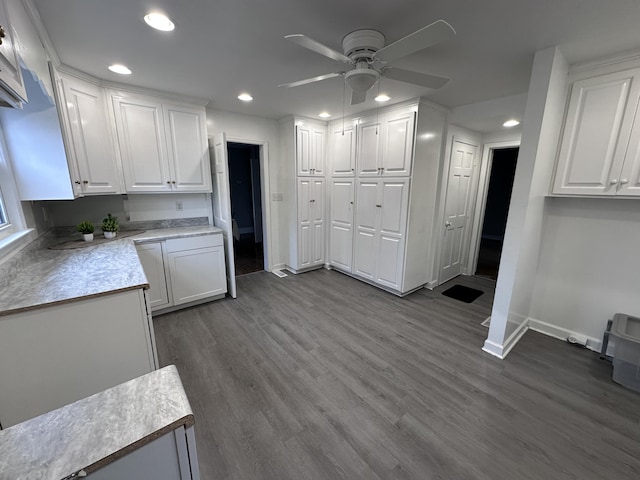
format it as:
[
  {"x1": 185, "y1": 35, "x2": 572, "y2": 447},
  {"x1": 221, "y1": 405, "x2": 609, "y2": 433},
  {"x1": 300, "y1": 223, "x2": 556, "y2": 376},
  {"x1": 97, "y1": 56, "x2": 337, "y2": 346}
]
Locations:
[{"x1": 154, "y1": 270, "x2": 640, "y2": 480}]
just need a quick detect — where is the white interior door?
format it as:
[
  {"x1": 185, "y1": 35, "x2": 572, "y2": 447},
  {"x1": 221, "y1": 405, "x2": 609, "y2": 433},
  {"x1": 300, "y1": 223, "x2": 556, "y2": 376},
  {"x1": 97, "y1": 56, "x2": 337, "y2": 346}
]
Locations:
[
  {"x1": 211, "y1": 134, "x2": 237, "y2": 298},
  {"x1": 439, "y1": 139, "x2": 477, "y2": 284}
]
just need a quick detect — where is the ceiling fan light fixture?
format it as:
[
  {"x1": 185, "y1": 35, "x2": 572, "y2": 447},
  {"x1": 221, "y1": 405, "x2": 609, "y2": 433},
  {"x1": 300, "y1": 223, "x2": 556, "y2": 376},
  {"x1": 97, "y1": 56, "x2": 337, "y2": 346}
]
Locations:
[
  {"x1": 144, "y1": 12, "x2": 175, "y2": 31},
  {"x1": 344, "y1": 68, "x2": 380, "y2": 93},
  {"x1": 503, "y1": 119, "x2": 520, "y2": 127},
  {"x1": 375, "y1": 94, "x2": 391, "y2": 102}
]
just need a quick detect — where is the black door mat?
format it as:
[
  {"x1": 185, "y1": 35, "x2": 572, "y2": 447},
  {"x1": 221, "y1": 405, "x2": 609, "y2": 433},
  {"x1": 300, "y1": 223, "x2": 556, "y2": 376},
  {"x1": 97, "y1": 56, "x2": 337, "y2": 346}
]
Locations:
[{"x1": 441, "y1": 285, "x2": 484, "y2": 303}]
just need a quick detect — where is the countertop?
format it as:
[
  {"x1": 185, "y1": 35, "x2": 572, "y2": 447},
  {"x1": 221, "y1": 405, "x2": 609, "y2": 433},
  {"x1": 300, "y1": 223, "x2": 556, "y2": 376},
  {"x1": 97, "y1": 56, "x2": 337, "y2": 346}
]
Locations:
[
  {"x1": 0, "y1": 365, "x2": 194, "y2": 480},
  {"x1": 0, "y1": 225, "x2": 223, "y2": 316}
]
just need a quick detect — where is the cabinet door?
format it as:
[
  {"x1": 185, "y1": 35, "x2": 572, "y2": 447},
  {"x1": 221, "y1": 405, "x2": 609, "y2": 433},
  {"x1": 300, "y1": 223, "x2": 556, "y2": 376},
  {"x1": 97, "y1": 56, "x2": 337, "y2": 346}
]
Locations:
[
  {"x1": 168, "y1": 246, "x2": 227, "y2": 305},
  {"x1": 296, "y1": 123, "x2": 326, "y2": 176},
  {"x1": 353, "y1": 180, "x2": 379, "y2": 280},
  {"x1": 297, "y1": 178, "x2": 312, "y2": 268},
  {"x1": 380, "y1": 112, "x2": 415, "y2": 176},
  {"x1": 61, "y1": 75, "x2": 121, "y2": 194},
  {"x1": 112, "y1": 94, "x2": 172, "y2": 193},
  {"x1": 329, "y1": 125, "x2": 356, "y2": 176},
  {"x1": 310, "y1": 178, "x2": 325, "y2": 266},
  {"x1": 164, "y1": 104, "x2": 212, "y2": 192},
  {"x1": 375, "y1": 179, "x2": 409, "y2": 290},
  {"x1": 357, "y1": 120, "x2": 382, "y2": 176},
  {"x1": 552, "y1": 69, "x2": 640, "y2": 195},
  {"x1": 329, "y1": 179, "x2": 355, "y2": 271},
  {"x1": 616, "y1": 111, "x2": 640, "y2": 196},
  {"x1": 0, "y1": 0, "x2": 27, "y2": 104},
  {"x1": 136, "y1": 242, "x2": 171, "y2": 310}
]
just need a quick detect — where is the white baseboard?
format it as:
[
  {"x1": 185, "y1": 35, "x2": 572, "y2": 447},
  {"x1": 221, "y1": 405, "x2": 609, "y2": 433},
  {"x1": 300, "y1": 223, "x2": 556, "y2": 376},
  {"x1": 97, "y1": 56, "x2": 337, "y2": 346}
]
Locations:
[
  {"x1": 528, "y1": 317, "x2": 602, "y2": 353},
  {"x1": 482, "y1": 319, "x2": 529, "y2": 359}
]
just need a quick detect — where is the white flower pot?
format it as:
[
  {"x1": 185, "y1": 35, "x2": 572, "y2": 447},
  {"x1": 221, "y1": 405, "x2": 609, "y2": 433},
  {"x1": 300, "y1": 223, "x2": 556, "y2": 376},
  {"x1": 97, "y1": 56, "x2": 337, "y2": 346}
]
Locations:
[
  {"x1": 82, "y1": 233, "x2": 94, "y2": 242},
  {"x1": 104, "y1": 231, "x2": 117, "y2": 239}
]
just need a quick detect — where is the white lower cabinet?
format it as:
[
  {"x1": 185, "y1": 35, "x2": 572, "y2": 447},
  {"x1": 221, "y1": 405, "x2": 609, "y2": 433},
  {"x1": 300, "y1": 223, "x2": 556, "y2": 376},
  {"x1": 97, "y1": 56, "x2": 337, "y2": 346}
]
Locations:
[
  {"x1": 136, "y1": 242, "x2": 171, "y2": 310},
  {"x1": 136, "y1": 234, "x2": 227, "y2": 313},
  {"x1": 329, "y1": 179, "x2": 355, "y2": 272},
  {"x1": 0, "y1": 289, "x2": 157, "y2": 428},
  {"x1": 88, "y1": 428, "x2": 199, "y2": 480},
  {"x1": 353, "y1": 178, "x2": 409, "y2": 291}
]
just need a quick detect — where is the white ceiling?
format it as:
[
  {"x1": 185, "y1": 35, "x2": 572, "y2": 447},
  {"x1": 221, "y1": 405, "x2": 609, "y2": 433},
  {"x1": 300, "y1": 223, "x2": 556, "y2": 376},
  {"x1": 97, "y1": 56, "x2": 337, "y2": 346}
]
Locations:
[{"x1": 32, "y1": 0, "x2": 640, "y2": 131}]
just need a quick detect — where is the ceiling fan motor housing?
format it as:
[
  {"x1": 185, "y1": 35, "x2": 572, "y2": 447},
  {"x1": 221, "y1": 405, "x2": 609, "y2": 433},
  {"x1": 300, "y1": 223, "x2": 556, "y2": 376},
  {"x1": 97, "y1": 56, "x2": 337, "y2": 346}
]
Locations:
[{"x1": 342, "y1": 29, "x2": 385, "y2": 60}]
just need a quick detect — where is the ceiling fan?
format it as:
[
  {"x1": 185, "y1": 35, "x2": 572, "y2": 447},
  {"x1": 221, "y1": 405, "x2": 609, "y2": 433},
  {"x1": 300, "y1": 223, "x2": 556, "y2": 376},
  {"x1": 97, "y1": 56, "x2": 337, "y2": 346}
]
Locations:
[{"x1": 279, "y1": 20, "x2": 456, "y2": 105}]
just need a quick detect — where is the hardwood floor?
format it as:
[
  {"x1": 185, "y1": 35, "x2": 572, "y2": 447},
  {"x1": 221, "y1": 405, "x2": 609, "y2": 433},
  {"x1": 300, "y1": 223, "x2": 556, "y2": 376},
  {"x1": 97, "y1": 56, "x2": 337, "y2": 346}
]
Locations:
[{"x1": 154, "y1": 270, "x2": 640, "y2": 480}]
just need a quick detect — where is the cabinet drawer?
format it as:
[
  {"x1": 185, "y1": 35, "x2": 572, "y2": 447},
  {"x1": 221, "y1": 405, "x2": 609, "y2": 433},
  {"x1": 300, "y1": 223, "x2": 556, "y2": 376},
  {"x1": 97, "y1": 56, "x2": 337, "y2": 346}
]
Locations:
[{"x1": 165, "y1": 234, "x2": 222, "y2": 252}]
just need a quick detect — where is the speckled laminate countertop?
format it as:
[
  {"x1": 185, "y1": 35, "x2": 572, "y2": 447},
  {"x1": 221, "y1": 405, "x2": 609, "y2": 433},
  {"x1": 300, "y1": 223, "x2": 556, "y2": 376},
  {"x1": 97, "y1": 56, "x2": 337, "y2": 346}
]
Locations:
[
  {"x1": 0, "y1": 225, "x2": 223, "y2": 316},
  {"x1": 0, "y1": 365, "x2": 194, "y2": 480}
]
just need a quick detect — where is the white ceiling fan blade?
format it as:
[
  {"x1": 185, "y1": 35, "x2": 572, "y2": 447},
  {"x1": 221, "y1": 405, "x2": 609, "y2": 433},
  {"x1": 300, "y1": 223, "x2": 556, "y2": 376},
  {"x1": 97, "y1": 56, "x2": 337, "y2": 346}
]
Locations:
[
  {"x1": 278, "y1": 72, "x2": 342, "y2": 88},
  {"x1": 351, "y1": 90, "x2": 366, "y2": 105},
  {"x1": 384, "y1": 67, "x2": 450, "y2": 89},
  {"x1": 285, "y1": 34, "x2": 352, "y2": 63},
  {"x1": 373, "y1": 20, "x2": 456, "y2": 63}
]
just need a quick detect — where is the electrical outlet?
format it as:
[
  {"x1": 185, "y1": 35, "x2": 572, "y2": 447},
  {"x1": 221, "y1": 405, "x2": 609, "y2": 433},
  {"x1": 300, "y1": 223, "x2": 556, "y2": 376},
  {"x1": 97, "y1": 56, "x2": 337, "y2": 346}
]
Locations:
[{"x1": 176, "y1": 201, "x2": 183, "y2": 211}]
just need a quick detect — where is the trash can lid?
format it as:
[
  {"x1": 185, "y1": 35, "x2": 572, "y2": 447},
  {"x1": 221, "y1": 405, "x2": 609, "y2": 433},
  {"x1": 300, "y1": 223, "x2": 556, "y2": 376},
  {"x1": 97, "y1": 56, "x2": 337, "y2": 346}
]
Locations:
[{"x1": 611, "y1": 313, "x2": 640, "y2": 342}]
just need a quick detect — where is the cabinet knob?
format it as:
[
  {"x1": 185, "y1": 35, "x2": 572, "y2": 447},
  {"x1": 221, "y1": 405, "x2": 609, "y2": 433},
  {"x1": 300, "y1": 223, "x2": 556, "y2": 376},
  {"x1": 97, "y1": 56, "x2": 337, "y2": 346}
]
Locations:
[
  {"x1": 376, "y1": 204, "x2": 382, "y2": 208},
  {"x1": 74, "y1": 180, "x2": 81, "y2": 185},
  {"x1": 167, "y1": 181, "x2": 171, "y2": 184},
  {"x1": 620, "y1": 178, "x2": 629, "y2": 185},
  {"x1": 172, "y1": 181, "x2": 176, "y2": 184},
  {"x1": 310, "y1": 199, "x2": 315, "y2": 203},
  {"x1": 610, "y1": 179, "x2": 618, "y2": 185},
  {"x1": 445, "y1": 221, "x2": 452, "y2": 227},
  {"x1": 82, "y1": 180, "x2": 89, "y2": 184}
]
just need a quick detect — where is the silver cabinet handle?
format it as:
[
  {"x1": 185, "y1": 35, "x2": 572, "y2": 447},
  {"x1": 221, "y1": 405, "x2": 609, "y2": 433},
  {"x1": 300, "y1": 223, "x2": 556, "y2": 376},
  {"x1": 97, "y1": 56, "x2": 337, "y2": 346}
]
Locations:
[
  {"x1": 620, "y1": 178, "x2": 629, "y2": 185},
  {"x1": 610, "y1": 179, "x2": 618, "y2": 185}
]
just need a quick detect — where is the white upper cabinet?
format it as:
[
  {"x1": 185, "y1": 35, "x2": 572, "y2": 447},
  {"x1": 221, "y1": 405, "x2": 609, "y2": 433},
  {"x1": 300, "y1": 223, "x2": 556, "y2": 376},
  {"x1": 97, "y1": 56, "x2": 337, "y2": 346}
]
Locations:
[
  {"x1": 0, "y1": 0, "x2": 27, "y2": 106},
  {"x1": 111, "y1": 93, "x2": 172, "y2": 193},
  {"x1": 552, "y1": 67, "x2": 640, "y2": 196},
  {"x1": 296, "y1": 121, "x2": 326, "y2": 176},
  {"x1": 329, "y1": 124, "x2": 356, "y2": 176},
  {"x1": 58, "y1": 73, "x2": 121, "y2": 195},
  {"x1": 357, "y1": 111, "x2": 415, "y2": 177},
  {"x1": 163, "y1": 104, "x2": 211, "y2": 192},
  {"x1": 111, "y1": 91, "x2": 211, "y2": 193}
]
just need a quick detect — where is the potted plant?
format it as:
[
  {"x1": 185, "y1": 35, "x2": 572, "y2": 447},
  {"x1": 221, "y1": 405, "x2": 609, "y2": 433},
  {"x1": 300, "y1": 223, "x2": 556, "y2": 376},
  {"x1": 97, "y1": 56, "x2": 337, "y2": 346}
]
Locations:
[
  {"x1": 77, "y1": 221, "x2": 95, "y2": 242},
  {"x1": 101, "y1": 213, "x2": 119, "y2": 239}
]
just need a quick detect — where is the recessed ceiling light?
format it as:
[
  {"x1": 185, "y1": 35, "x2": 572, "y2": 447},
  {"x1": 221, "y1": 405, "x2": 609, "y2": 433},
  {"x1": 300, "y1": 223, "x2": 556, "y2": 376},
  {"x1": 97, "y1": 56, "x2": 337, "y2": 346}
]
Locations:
[
  {"x1": 318, "y1": 112, "x2": 331, "y2": 118},
  {"x1": 144, "y1": 13, "x2": 175, "y2": 31},
  {"x1": 238, "y1": 93, "x2": 253, "y2": 102},
  {"x1": 503, "y1": 119, "x2": 520, "y2": 127},
  {"x1": 375, "y1": 94, "x2": 391, "y2": 102},
  {"x1": 108, "y1": 64, "x2": 132, "y2": 75}
]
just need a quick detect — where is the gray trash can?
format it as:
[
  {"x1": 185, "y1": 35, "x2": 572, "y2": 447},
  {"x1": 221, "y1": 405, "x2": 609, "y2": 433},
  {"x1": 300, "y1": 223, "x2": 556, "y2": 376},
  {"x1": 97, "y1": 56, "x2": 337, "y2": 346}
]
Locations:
[{"x1": 610, "y1": 313, "x2": 640, "y2": 393}]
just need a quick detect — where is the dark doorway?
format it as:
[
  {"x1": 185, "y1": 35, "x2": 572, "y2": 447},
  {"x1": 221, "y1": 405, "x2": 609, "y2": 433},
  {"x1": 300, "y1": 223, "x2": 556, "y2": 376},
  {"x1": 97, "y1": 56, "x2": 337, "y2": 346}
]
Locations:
[
  {"x1": 475, "y1": 147, "x2": 518, "y2": 280},
  {"x1": 227, "y1": 142, "x2": 264, "y2": 276}
]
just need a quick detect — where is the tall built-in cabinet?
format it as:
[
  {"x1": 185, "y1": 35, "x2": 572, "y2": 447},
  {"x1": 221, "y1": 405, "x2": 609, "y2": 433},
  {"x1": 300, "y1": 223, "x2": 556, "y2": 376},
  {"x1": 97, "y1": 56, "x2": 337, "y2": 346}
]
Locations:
[
  {"x1": 552, "y1": 60, "x2": 640, "y2": 197},
  {"x1": 327, "y1": 101, "x2": 447, "y2": 295},
  {"x1": 281, "y1": 117, "x2": 327, "y2": 273}
]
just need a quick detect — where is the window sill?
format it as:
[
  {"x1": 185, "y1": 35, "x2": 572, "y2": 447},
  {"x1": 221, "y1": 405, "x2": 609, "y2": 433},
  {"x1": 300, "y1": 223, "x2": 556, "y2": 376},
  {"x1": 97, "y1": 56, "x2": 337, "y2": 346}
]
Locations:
[{"x1": 0, "y1": 228, "x2": 36, "y2": 260}]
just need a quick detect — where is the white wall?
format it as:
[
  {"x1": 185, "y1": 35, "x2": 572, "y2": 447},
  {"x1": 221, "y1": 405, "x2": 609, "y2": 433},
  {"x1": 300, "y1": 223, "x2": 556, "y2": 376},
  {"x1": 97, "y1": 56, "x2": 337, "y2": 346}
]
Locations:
[
  {"x1": 484, "y1": 47, "x2": 569, "y2": 358},
  {"x1": 529, "y1": 198, "x2": 640, "y2": 349},
  {"x1": 206, "y1": 108, "x2": 285, "y2": 269}
]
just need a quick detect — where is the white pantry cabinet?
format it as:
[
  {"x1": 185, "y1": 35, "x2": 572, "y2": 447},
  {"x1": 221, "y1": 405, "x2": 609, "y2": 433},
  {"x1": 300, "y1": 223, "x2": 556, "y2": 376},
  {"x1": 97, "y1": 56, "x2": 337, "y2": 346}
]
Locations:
[
  {"x1": 357, "y1": 110, "x2": 415, "y2": 177},
  {"x1": 353, "y1": 178, "x2": 409, "y2": 290},
  {"x1": 55, "y1": 71, "x2": 122, "y2": 195},
  {"x1": 295, "y1": 178, "x2": 325, "y2": 271},
  {"x1": 329, "y1": 123, "x2": 356, "y2": 176},
  {"x1": 326, "y1": 101, "x2": 447, "y2": 294},
  {"x1": 0, "y1": 0, "x2": 27, "y2": 107},
  {"x1": 552, "y1": 66, "x2": 640, "y2": 196},
  {"x1": 111, "y1": 91, "x2": 211, "y2": 193},
  {"x1": 136, "y1": 234, "x2": 226, "y2": 313},
  {"x1": 296, "y1": 120, "x2": 326, "y2": 176},
  {"x1": 0, "y1": 289, "x2": 157, "y2": 428}
]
